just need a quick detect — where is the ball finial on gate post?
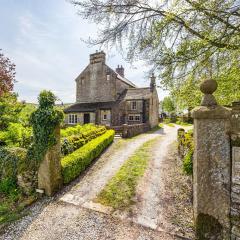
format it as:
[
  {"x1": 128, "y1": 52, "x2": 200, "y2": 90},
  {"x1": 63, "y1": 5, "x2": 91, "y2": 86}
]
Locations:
[{"x1": 200, "y1": 79, "x2": 218, "y2": 106}]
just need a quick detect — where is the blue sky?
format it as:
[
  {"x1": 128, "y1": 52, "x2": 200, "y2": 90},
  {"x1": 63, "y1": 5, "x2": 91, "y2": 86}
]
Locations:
[{"x1": 0, "y1": 0, "x2": 168, "y2": 103}]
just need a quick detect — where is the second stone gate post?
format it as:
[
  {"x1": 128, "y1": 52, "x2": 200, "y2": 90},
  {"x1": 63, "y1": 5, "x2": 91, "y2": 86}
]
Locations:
[{"x1": 192, "y1": 79, "x2": 231, "y2": 239}]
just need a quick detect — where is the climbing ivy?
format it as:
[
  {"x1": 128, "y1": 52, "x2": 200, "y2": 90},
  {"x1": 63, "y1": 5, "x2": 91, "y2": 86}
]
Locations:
[{"x1": 28, "y1": 90, "x2": 63, "y2": 169}]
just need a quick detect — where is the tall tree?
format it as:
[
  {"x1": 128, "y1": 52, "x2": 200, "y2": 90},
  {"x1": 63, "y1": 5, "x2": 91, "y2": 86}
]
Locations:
[
  {"x1": 162, "y1": 96, "x2": 176, "y2": 113},
  {"x1": 0, "y1": 50, "x2": 16, "y2": 96},
  {"x1": 71, "y1": 0, "x2": 240, "y2": 89}
]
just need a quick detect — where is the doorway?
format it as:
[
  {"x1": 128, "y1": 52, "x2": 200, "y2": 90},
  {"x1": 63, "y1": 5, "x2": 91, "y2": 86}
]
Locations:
[{"x1": 84, "y1": 113, "x2": 90, "y2": 124}]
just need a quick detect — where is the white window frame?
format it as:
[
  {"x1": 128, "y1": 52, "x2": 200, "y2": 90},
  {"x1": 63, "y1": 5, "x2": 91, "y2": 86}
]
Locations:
[
  {"x1": 128, "y1": 114, "x2": 140, "y2": 121},
  {"x1": 68, "y1": 114, "x2": 78, "y2": 124},
  {"x1": 134, "y1": 115, "x2": 140, "y2": 121},
  {"x1": 128, "y1": 115, "x2": 134, "y2": 121},
  {"x1": 131, "y1": 101, "x2": 137, "y2": 110},
  {"x1": 106, "y1": 74, "x2": 110, "y2": 81},
  {"x1": 102, "y1": 114, "x2": 107, "y2": 120}
]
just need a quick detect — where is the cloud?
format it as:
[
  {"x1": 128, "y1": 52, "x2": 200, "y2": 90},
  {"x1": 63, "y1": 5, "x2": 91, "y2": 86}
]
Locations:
[{"x1": 1, "y1": 0, "x2": 168, "y2": 103}]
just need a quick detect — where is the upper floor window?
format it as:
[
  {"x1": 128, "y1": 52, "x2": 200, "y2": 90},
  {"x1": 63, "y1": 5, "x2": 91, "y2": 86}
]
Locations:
[
  {"x1": 106, "y1": 74, "x2": 110, "y2": 81},
  {"x1": 68, "y1": 114, "x2": 78, "y2": 124},
  {"x1": 131, "y1": 101, "x2": 137, "y2": 110},
  {"x1": 80, "y1": 77, "x2": 85, "y2": 85}
]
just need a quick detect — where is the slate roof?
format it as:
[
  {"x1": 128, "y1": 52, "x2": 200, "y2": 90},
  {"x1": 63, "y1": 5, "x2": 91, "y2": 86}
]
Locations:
[
  {"x1": 124, "y1": 88, "x2": 152, "y2": 100},
  {"x1": 115, "y1": 72, "x2": 137, "y2": 88},
  {"x1": 64, "y1": 101, "x2": 116, "y2": 113},
  {"x1": 107, "y1": 65, "x2": 137, "y2": 88}
]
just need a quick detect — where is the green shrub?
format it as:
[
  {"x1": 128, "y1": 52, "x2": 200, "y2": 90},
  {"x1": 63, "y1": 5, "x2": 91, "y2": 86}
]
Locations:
[
  {"x1": 0, "y1": 178, "x2": 17, "y2": 194},
  {"x1": 61, "y1": 125, "x2": 107, "y2": 156},
  {"x1": 0, "y1": 123, "x2": 32, "y2": 148},
  {"x1": 61, "y1": 124, "x2": 104, "y2": 138},
  {"x1": 183, "y1": 149, "x2": 193, "y2": 175},
  {"x1": 61, "y1": 130, "x2": 115, "y2": 184},
  {"x1": 163, "y1": 118, "x2": 171, "y2": 124},
  {"x1": 0, "y1": 147, "x2": 26, "y2": 181},
  {"x1": 178, "y1": 129, "x2": 194, "y2": 175}
]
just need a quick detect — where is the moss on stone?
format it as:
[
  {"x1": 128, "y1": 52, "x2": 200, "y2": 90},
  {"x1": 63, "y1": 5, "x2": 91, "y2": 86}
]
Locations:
[
  {"x1": 232, "y1": 136, "x2": 240, "y2": 147},
  {"x1": 196, "y1": 213, "x2": 223, "y2": 240}
]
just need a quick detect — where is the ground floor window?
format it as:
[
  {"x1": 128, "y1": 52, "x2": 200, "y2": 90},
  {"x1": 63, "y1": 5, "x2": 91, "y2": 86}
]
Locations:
[
  {"x1": 102, "y1": 114, "x2": 107, "y2": 120},
  {"x1": 68, "y1": 114, "x2": 78, "y2": 124},
  {"x1": 128, "y1": 114, "x2": 141, "y2": 121}
]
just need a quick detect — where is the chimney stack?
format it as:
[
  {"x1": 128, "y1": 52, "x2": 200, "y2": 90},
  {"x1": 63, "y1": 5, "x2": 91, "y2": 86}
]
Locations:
[
  {"x1": 90, "y1": 51, "x2": 106, "y2": 64},
  {"x1": 150, "y1": 73, "x2": 156, "y2": 92},
  {"x1": 116, "y1": 65, "x2": 125, "y2": 77}
]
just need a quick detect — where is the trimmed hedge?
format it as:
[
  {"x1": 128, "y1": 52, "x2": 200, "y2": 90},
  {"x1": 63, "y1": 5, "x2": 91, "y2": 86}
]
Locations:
[
  {"x1": 61, "y1": 130, "x2": 115, "y2": 184},
  {"x1": 61, "y1": 125, "x2": 107, "y2": 156}
]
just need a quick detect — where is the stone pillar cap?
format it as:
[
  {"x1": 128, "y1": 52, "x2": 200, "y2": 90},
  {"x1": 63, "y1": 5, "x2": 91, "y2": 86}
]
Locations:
[{"x1": 200, "y1": 79, "x2": 218, "y2": 107}]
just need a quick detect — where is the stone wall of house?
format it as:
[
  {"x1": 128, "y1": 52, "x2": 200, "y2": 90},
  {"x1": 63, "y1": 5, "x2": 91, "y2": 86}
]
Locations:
[
  {"x1": 76, "y1": 52, "x2": 117, "y2": 103},
  {"x1": 116, "y1": 78, "x2": 132, "y2": 96}
]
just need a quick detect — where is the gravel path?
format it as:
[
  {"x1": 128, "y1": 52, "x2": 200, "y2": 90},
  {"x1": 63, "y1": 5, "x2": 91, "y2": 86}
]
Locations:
[
  {"x1": 132, "y1": 126, "x2": 178, "y2": 230},
  {"x1": 130, "y1": 125, "x2": 194, "y2": 239},
  {"x1": 59, "y1": 128, "x2": 164, "y2": 207},
  {"x1": 1, "y1": 127, "x2": 182, "y2": 240}
]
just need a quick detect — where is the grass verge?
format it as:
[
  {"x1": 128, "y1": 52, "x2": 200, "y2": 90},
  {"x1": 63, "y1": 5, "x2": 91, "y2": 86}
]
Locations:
[
  {"x1": 96, "y1": 137, "x2": 159, "y2": 209},
  {"x1": 167, "y1": 123, "x2": 175, "y2": 127},
  {"x1": 175, "y1": 121, "x2": 193, "y2": 126}
]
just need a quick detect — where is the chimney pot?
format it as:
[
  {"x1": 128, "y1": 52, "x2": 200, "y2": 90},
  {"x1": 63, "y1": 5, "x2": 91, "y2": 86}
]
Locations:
[{"x1": 116, "y1": 65, "x2": 125, "y2": 77}]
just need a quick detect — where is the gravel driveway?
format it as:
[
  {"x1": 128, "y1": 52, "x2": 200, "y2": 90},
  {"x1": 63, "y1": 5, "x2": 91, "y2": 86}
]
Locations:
[{"x1": 0, "y1": 125, "x2": 192, "y2": 240}]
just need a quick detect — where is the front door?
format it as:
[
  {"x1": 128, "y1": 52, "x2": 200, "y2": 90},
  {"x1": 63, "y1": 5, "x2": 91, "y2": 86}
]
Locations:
[{"x1": 84, "y1": 113, "x2": 90, "y2": 124}]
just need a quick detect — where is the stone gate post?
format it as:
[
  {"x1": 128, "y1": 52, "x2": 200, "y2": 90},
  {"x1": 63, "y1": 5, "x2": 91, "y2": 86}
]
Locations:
[
  {"x1": 192, "y1": 79, "x2": 231, "y2": 239},
  {"x1": 38, "y1": 125, "x2": 63, "y2": 196}
]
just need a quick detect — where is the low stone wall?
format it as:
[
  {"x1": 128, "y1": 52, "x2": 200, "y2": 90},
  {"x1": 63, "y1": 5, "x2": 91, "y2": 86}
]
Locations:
[
  {"x1": 231, "y1": 134, "x2": 240, "y2": 239},
  {"x1": 231, "y1": 101, "x2": 240, "y2": 239},
  {"x1": 122, "y1": 123, "x2": 150, "y2": 138}
]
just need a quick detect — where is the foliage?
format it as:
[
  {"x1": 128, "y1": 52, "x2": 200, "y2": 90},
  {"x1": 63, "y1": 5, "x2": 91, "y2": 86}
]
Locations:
[
  {"x1": 28, "y1": 90, "x2": 63, "y2": 167},
  {"x1": 183, "y1": 149, "x2": 193, "y2": 175},
  {"x1": 175, "y1": 120, "x2": 192, "y2": 127},
  {"x1": 178, "y1": 129, "x2": 194, "y2": 175},
  {"x1": 162, "y1": 96, "x2": 176, "y2": 113},
  {"x1": 61, "y1": 130, "x2": 115, "y2": 184},
  {"x1": 0, "y1": 50, "x2": 16, "y2": 96},
  {"x1": 18, "y1": 104, "x2": 37, "y2": 127},
  {"x1": 0, "y1": 187, "x2": 36, "y2": 225},
  {"x1": 0, "y1": 93, "x2": 24, "y2": 131},
  {"x1": 61, "y1": 125, "x2": 107, "y2": 156},
  {"x1": 0, "y1": 147, "x2": 27, "y2": 184},
  {"x1": 0, "y1": 123, "x2": 32, "y2": 148},
  {"x1": 97, "y1": 138, "x2": 156, "y2": 209},
  {"x1": 61, "y1": 124, "x2": 104, "y2": 137},
  {"x1": 72, "y1": 0, "x2": 240, "y2": 113},
  {"x1": 72, "y1": 0, "x2": 240, "y2": 89},
  {"x1": 172, "y1": 64, "x2": 240, "y2": 110}
]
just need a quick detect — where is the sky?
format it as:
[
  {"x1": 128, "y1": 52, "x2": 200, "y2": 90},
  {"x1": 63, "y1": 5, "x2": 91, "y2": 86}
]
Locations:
[{"x1": 0, "y1": 0, "x2": 168, "y2": 103}]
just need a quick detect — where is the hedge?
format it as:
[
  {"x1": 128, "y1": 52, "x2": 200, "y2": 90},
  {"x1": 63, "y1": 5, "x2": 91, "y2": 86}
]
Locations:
[
  {"x1": 61, "y1": 130, "x2": 115, "y2": 184},
  {"x1": 61, "y1": 126, "x2": 107, "y2": 156},
  {"x1": 0, "y1": 147, "x2": 27, "y2": 193},
  {"x1": 178, "y1": 129, "x2": 194, "y2": 175},
  {"x1": 61, "y1": 124, "x2": 105, "y2": 138}
]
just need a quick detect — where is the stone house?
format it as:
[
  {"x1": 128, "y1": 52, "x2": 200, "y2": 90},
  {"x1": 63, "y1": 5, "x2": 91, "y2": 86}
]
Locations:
[{"x1": 64, "y1": 51, "x2": 159, "y2": 128}]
